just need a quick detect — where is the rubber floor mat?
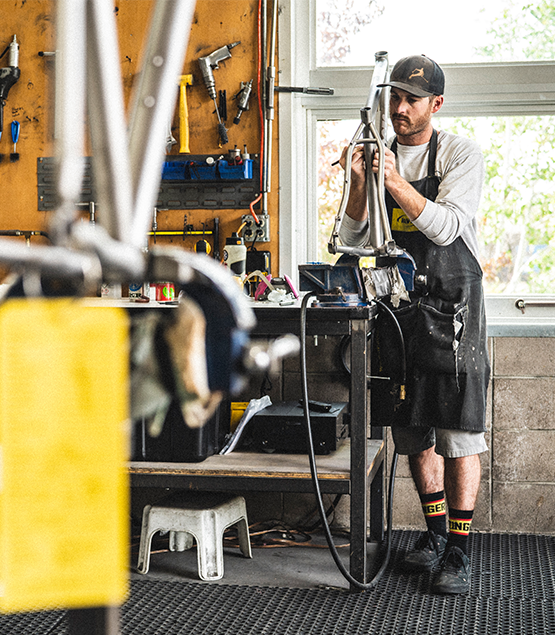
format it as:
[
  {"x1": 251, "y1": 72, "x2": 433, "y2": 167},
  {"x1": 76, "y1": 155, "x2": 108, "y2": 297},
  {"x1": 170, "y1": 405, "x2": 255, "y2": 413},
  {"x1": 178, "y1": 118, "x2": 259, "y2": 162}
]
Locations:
[{"x1": 1, "y1": 531, "x2": 554, "y2": 635}]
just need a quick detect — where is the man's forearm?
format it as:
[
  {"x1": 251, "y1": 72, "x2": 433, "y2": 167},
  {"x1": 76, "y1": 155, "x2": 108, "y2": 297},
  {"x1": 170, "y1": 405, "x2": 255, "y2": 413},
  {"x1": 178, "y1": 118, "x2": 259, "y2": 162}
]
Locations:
[
  {"x1": 385, "y1": 173, "x2": 427, "y2": 221},
  {"x1": 345, "y1": 178, "x2": 368, "y2": 222}
]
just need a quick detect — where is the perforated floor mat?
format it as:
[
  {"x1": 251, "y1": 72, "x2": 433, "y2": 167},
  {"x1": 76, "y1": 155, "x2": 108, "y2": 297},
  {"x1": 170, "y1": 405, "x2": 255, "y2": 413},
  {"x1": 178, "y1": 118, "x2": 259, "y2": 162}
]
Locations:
[{"x1": 2, "y1": 531, "x2": 554, "y2": 634}]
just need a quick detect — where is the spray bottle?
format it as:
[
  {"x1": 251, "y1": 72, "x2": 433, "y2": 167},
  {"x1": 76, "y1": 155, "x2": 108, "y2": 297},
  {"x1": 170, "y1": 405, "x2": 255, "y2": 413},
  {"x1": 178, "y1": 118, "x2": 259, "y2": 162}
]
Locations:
[
  {"x1": 0, "y1": 36, "x2": 20, "y2": 143},
  {"x1": 223, "y1": 232, "x2": 247, "y2": 281}
]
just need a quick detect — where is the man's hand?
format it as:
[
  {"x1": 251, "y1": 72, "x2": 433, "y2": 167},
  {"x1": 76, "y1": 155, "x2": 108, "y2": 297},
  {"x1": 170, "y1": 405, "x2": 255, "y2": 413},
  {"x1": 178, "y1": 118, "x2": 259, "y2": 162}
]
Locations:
[
  {"x1": 372, "y1": 146, "x2": 398, "y2": 183},
  {"x1": 339, "y1": 146, "x2": 368, "y2": 222},
  {"x1": 372, "y1": 146, "x2": 427, "y2": 222}
]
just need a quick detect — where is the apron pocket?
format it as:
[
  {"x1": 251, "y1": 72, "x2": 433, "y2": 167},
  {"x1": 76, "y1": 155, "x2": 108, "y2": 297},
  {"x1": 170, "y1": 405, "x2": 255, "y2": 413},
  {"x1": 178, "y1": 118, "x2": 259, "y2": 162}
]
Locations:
[{"x1": 416, "y1": 302, "x2": 467, "y2": 375}]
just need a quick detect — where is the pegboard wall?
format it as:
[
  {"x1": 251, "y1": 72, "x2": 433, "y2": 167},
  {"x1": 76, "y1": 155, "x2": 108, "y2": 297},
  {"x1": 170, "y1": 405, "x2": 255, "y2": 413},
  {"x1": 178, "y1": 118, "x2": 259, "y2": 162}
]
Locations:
[{"x1": 0, "y1": 0, "x2": 279, "y2": 275}]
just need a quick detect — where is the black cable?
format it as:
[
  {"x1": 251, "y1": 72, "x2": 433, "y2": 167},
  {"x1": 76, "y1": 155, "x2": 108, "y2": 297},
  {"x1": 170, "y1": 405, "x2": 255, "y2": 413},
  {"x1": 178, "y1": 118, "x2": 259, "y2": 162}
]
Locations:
[
  {"x1": 372, "y1": 298, "x2": 407, "y2": 389},
  {"x1": 300, "y1": 291, "x2": 398, "y2": 590}
]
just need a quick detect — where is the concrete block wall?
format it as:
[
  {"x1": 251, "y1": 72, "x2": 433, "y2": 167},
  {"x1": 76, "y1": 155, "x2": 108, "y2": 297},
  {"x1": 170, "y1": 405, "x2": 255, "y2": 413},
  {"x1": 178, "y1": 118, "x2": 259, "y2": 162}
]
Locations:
[
  {"x1": 245, "y1": 334, "x2": 555, "y2": 535},
  {"x1": 384, "y1": 336, "x2": 555, "y2": 535}
]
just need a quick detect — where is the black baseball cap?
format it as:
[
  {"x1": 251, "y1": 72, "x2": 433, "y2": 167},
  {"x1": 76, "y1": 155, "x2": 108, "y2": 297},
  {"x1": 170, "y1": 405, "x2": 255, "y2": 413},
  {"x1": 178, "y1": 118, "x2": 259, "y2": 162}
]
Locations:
[{"x1": 378, "y1": 55, "x2": 445, "y2": 97}]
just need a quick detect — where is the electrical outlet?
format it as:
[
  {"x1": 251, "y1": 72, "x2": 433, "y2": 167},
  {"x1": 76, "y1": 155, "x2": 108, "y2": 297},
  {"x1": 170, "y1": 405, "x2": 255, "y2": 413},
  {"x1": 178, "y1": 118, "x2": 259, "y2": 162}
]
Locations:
[{"x1": 241, "y1": 213, "x2": 270, "y2": 242}]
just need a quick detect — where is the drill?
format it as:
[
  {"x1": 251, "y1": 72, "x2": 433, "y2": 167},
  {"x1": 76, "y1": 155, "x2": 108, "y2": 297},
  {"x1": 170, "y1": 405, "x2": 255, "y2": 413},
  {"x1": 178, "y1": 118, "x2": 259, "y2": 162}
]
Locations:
[
  {"x1": 198, "y1": 42, "x2": 240, "y2": 144},
  {"x1": 0, "y1": 36, "x2": 20, "y2": 142}
]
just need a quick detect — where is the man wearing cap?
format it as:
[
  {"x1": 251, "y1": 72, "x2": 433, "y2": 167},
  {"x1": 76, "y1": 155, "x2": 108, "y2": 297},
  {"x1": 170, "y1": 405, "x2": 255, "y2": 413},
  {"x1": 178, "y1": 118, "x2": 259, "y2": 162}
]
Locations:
[{"x1": 339, "y1": 55, "x2": 490, "y2": 595}]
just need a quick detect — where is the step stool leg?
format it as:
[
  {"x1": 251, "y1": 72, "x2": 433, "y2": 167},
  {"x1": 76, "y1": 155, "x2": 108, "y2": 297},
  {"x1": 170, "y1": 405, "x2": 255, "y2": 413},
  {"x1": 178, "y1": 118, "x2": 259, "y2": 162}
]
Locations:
[
  {"x1": 197, "y1": 510, "x2": 224, "y2": 581},
  {"x1": 169, "y1": 530, "x2": 194, "y2": 552},
  {"x1": 236, "y1": 517, "x2": 252, "y2": 559},
  {"x1": 137, "y1": 505, "x2": 155, "y2": 574}
]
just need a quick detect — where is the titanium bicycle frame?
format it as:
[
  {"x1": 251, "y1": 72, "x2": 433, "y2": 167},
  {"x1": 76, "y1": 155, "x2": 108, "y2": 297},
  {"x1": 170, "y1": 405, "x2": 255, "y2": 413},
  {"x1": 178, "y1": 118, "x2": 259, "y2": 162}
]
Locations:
[{"x1": 328, "y1": 51, "x2": 404, "y2": 259}]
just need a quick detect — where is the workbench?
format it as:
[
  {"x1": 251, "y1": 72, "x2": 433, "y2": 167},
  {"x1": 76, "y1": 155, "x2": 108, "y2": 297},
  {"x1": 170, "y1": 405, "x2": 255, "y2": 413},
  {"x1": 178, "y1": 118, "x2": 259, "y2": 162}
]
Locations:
[{"x1": 128, "y1": 300, "x2": 384, "y2": 591}]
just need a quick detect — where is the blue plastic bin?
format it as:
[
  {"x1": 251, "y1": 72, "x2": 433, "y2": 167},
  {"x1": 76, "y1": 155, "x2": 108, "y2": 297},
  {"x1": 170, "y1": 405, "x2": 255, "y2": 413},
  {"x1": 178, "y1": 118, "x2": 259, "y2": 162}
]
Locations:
[
  {"x1": 162, "y1": 161, "x2": 187, "y2": 180},
  {"x1": 188, "y1": 162, "x2": 217, "y2": 180},
  {"x1": 218, "y1": 159, "x2": 253, "y2": 180}
]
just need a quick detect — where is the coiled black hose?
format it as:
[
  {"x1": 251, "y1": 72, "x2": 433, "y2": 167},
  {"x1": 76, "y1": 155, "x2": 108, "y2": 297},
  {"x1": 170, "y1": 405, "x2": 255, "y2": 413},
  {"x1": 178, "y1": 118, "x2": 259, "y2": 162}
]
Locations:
[{"x1": 300, "y1": 291, "x2": 401, "y2": 590}]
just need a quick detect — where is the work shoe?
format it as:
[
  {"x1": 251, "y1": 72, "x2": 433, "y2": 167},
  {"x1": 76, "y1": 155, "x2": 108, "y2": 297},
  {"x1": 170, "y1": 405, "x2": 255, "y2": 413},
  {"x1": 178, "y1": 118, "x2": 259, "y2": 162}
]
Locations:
[
  {"x1": 401, "y1": 530, "x2": 447, "y2": 572},
  {"x1": 432, "y1": 546, "x2": 471, "y2": 595}
]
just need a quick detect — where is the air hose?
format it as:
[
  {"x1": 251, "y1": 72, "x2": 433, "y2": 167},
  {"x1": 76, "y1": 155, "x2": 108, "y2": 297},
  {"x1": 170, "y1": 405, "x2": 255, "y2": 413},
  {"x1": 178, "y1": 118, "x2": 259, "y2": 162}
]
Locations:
[{"x1": 300, "y1": 291, "x2": 402, "y2": 590}]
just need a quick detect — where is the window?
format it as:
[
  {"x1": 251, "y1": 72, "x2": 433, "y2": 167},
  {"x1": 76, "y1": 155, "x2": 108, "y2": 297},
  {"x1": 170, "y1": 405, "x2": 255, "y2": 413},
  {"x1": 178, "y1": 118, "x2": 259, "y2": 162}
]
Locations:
[
  {"x1": 317, "y1": 115, "x2": 555, "y2": 295},
  {"x1": 278, "y1": 0, "x2": 555, "y2": 326},
  {"x1": 316, "y1": 0, "x2": 555, "y2": 66}
]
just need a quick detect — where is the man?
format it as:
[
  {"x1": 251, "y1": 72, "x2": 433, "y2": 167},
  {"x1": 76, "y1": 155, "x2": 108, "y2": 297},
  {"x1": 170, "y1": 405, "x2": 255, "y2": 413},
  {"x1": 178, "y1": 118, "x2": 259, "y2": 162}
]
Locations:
[{"x1": 339, "y1": 54, "x2": 490, "y2": 595}]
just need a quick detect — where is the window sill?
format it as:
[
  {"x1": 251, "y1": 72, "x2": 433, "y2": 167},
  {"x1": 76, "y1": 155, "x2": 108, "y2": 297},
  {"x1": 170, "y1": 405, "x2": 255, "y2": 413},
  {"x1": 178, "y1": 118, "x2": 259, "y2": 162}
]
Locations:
[{"x1": 486, "y1": 295, "x2": 555, "y2": 337}]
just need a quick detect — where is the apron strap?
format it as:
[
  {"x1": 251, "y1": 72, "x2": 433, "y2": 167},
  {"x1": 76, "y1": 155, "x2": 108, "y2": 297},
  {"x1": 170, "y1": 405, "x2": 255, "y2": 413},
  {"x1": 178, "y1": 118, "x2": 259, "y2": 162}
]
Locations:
[
  {"x1": 390, "y1": 129, "x2": 438, "y2": 178},
  {"x1": 427, "y1": 129, "x2": 438, "y2": 178}
]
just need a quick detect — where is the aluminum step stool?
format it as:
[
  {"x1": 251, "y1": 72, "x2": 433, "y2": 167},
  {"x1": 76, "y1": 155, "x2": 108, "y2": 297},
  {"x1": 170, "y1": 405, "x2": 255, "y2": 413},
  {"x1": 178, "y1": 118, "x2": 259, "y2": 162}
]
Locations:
[{"x1": 137, "y1": 492, "x2": 252, "y2": 581}]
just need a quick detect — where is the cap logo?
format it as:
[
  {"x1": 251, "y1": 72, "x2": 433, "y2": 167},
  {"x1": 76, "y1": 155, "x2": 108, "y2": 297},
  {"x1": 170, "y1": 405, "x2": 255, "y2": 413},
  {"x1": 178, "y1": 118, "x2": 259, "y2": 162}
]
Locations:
[{"x1": 409, "y1": 67, "x2": 428, "y2": 83}]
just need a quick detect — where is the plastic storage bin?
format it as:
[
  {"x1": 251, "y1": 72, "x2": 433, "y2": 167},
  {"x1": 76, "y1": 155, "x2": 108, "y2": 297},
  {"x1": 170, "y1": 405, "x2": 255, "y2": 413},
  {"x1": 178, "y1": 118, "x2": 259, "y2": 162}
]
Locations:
[
  {"x1": 218, "y1": 159, "x2": 253, "y2": 180},
  {"x1": 162, "y1": 161, "x2": 187, "y2": 180},
  {"x1": 188, "y1": 161, "x2": 217, "y2": 180}
]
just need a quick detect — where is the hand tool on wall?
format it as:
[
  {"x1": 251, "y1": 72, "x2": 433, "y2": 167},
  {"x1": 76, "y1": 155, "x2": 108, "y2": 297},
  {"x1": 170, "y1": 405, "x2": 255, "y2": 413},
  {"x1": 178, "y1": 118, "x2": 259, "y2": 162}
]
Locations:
[
  {"x1": 197, "y1": 42, "x2": 240, "y2": 146},
  {"x1": 178, "y1": 74, "x2": 193, "y2": 153},
  {"x1": 165, "y1": 119, "x2": 177, "y2": 154},
  {"x1": 0, "y1": 36, "x2": 20, "y2": 149},
  {"x1": 233, "y1": 79, "x2": 253, "y2": 125},
  {"x1": 10, "y1": 119, "x2": 20, "y2": 162}
]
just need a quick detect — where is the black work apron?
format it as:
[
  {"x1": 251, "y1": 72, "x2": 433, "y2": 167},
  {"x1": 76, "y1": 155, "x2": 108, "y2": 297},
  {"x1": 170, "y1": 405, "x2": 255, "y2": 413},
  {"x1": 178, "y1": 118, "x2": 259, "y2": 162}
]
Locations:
[{"x1": 372, "y1": 130, "x2": 490, "y2": 431}]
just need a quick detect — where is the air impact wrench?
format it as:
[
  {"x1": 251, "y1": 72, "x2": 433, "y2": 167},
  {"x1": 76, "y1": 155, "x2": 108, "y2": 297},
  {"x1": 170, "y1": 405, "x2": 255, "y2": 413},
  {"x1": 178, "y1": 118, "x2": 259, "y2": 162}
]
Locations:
[
  {"x1": 0, "y1": 36, "x2": 20, "y2": 143},
  {"x1": 198, "y1": 42, "x2": 240, "y2": 145}
]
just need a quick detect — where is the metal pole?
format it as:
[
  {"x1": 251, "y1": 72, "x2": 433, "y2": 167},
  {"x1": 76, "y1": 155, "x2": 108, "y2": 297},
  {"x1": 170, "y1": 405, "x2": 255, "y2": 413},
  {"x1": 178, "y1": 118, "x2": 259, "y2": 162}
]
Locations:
[
  {"x1": 128, "y1": 0, "x2": 196, "y2": 249},
  {"x1": 349, "y1": 317, "x2": 369, "y2": 588},
  {"x1": 264, "y1": 0, "x2": 278, "y2": 197},
  {"x1": 86, "y1": 0, "x2": 134, "y2": 242}
]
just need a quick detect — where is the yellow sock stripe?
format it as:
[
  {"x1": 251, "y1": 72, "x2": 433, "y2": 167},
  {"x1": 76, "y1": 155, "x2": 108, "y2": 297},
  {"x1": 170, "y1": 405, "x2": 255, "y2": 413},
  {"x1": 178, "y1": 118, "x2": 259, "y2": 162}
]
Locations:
[
  {"x1": 422, "y1": 499, "x2": 446, "y2": 517},
  {"x1": 449, "y1": 518, "x2": 472, "y2": 535}
]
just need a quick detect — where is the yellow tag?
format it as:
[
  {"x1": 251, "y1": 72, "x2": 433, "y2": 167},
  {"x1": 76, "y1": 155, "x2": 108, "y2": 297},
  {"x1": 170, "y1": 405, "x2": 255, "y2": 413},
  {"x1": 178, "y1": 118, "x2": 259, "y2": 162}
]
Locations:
[
  {"x1": 0, "y1": 299, "x2": 129, "y2": 612},
  {"x1": 392, "y1": 207, "x2": 419, "y2": 232}
]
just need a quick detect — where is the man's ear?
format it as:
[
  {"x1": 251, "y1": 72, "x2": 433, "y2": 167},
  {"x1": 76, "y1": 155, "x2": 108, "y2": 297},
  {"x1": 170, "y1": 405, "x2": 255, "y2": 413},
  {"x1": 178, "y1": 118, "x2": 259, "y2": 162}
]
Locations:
[{"x1": 432, "y1": 95, "x2": 444, "y2": 114}]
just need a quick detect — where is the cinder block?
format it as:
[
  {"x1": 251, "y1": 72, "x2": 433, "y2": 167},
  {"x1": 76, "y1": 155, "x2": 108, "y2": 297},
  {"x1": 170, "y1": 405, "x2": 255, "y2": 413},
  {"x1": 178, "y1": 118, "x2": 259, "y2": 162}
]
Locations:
[
  {"x1": 493, "y1": 429, "x2": 555, "y2": 482},
  {"x1": 283, "y1": 335, "x2": 346, "y2": 374},
  {"x1": 391, "y1": 477, "x2": 424, "y2": 530},
  {"x1": 494, "y1": 337, "x2": 555, "y2": 377},
  {"x1": 473, "y1": 481, "x2": 492, "y2": 531},
  {"x1": 494, "y1": 377, "x2": 555, "y2": 430},
  {"x1": 243, "y1": 491, "x2": 283, "y2": 525},
  {"x1": 283, "y1": 371, "x2": 349, "y2": 402},
  {"x1": 234, "y1": 371, "x2": 283, "y2": 403},
  {"x1": 282, "y1": 492, "x2": 315, "y2": 527},
  {"x1": 493, "y1": 482, "x2": 555, "y2": 534}
]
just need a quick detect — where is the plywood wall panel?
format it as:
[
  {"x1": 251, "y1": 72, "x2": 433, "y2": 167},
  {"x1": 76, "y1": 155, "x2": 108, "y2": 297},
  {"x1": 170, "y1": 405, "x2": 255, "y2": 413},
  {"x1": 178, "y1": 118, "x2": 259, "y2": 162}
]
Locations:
[{"x1": 0, "y1": 0, "x2": 279, "y2": 274}]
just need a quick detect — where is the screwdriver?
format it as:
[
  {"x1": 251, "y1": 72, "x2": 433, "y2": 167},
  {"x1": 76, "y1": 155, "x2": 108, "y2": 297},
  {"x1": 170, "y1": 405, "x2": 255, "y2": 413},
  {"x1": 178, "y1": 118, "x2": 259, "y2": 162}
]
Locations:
[{"x1": 10, "y1": 120, "x2": 20, "y2": 163}]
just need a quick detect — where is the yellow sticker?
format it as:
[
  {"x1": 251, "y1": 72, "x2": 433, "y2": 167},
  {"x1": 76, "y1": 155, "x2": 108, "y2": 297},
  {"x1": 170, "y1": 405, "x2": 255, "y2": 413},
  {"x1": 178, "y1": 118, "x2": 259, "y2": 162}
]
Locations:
[{"x1": 392, "y1": 207, "x2": 419, "y2": 232}]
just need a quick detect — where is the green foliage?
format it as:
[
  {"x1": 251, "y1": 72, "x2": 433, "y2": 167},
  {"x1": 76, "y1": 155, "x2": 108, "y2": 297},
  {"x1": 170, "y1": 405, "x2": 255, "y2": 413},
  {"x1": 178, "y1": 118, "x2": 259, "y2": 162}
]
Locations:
[
  {"x1": 318, "y1": 0, "x2": 384, "y2": 65},
  {"x1": 437, "y1": 115, "x2": 555, "y2": 293},
  {"x1": 477, "y1": 0, "x2": 555, "y2": 61}
]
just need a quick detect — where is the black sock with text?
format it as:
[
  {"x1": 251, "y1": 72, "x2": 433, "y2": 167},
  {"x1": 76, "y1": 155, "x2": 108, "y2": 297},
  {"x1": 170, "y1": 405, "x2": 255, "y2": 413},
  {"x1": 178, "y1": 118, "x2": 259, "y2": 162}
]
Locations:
[
  {"x1": 447, "y1": 509, "x2": 474, "y2": 555},
  {"x1": 420, "y1": 491, "x2": 447, "y2": 538}
]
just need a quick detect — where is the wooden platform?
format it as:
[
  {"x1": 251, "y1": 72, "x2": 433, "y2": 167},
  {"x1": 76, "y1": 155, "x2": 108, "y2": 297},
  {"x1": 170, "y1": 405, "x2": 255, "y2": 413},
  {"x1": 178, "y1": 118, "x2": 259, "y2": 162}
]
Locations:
[{"x1": 128, "y1": 439, "x2": 384, "y2": 495}]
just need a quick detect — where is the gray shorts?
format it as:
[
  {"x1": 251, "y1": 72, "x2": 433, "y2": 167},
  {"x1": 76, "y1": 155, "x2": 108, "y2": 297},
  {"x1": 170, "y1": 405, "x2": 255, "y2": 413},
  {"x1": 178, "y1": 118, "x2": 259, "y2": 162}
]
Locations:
[{"x1": 391, "y1": 426, "x2": 488, "y2": 458}]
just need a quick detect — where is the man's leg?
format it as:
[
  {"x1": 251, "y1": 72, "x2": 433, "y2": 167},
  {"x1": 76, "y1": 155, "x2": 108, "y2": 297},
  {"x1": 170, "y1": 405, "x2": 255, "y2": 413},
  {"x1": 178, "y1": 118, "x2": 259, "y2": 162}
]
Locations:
[
  {"x1": 444, "y1": 454, "x2": 481, "y2": 510},
  {"x1": 408, "y1": 445, "x2": 444, "y2": 495},
  {"x1": 392, "y1": 429, "x2": 449, "y2": 571},
  {"x1": 431, "y1": 432, "x2": 486, "y2": 595}
]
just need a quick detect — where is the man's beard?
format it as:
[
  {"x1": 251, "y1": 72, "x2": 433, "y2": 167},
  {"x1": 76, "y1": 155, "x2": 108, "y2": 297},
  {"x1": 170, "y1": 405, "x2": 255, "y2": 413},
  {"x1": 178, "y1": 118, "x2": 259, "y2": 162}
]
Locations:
[{"x1": 391, "y1": 113, "x2": 431, "y2": 138}]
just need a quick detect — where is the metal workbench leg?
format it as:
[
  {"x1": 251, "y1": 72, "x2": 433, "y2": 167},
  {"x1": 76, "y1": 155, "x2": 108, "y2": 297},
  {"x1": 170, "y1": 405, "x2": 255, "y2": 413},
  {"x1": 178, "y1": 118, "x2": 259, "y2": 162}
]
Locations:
[
  {"x1": 369, "y1": 450, "x2": 385, "y2": 542},
  {"x1": 67, "y1": 607, "x2": 120, "y2": 635},
  {"x1": 349, "y1": 318, "x2": 369, "y2": 590}
]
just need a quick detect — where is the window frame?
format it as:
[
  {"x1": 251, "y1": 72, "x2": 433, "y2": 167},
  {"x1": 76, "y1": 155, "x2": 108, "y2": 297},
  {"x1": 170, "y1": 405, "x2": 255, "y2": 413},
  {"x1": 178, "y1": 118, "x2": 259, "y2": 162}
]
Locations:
[{"x1": 277, "y1": 0, "x2": 555, "y2": 332}]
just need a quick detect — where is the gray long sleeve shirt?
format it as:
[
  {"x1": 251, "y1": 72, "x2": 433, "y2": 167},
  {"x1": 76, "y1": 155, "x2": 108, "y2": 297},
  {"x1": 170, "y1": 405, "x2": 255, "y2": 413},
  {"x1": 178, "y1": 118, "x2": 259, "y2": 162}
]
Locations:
[{"x1": 339, "y1": 129, "x2": 485, "y2": 264}]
